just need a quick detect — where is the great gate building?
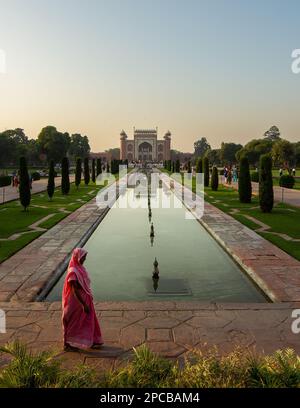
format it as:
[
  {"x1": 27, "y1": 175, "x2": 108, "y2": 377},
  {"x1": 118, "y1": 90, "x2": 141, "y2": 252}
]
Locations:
[{"x1": 120, "y1": 128, "x2": 171, "y2": 162}]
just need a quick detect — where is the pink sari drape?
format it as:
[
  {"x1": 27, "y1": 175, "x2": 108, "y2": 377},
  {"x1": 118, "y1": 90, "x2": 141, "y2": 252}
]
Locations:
[{"x1": 62, "y1": 248, "x2": 103, "y2": 349}]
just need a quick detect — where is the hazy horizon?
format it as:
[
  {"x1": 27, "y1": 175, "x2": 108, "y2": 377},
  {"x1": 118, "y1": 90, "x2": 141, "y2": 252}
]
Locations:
[{"x1": 1, "y1": 0, "x2": 300, "y2": 153}]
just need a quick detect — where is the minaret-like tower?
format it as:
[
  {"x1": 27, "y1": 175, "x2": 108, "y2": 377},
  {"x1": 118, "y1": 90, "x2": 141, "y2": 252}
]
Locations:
[
  {"x1": 120, "y1": 130, "x2": 127, "y2": 160},
  {"x1": 164, "y1": 130, "x2": 171, "y2": 161}
]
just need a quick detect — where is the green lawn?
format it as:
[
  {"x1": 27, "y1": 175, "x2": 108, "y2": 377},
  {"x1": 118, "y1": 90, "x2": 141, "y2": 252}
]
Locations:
[
  {"x1": 204, "y1": 185, "x2": 300, "y2": 261},
  {"x1": 0, "y1": 182, "x2": 103, "y2": 263}
]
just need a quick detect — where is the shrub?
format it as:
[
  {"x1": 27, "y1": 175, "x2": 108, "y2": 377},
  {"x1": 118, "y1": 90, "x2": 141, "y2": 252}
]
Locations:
[
  {"x1": 238, "y1": 157, "x2": 252, "y2": 203},
  {"x1": 96, "y1": 158, "x2": 102, "y2": 176},
  {"x1": 31, "y1": 172, "x2": 41, "y2": 181},
  {"x1": 91, "y1": 158, "x2": 96, "y2": 183},
  {"x1": 0, "y1": 175, "x2": 12, "y2": 187},
  {"x1": 1, "y1": 342, "x2": 300, "y2": 388},
  {"x1": 203, "y1": 157, "x2": 209, "y2": 187},
  {"x1": 84, "y1": 157, "x2": 90, "y2": 185},
  {"x1": 47, "y1": 160, "x2": 55, "y2": 200},
  {"x1": 75, "y1": 158, "x2": 82, "y2": 189},
  {"x1": 259, "y1": 154, "x2": 274, "y2": 213},
  {"x1": 251, "y1": 171, "x2": 259, "y2": 182},
  {"x1": 19, "y1": 157, "x2": 31, "y2": 210},
  {"x1": 61, "y1": 157, "x2": 70, "y2": 195},
  {"x1": 211, "y1": 166, "x2": 219, "y2": 191},
  {"x1": 279, "y1": 175, "x2": 295, "y2": 189},
  {"x1": 196, "y1": 157, "x2": 203, "y2": 174}
]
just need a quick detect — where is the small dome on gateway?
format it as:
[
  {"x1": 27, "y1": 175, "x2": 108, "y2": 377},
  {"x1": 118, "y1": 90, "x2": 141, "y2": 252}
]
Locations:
[
  {"x1": 120, "y1": 129, "x2": 127, "y2": 139},
  {"x1": 164, "y1": 130, "x2": 171, "y2": 138}
]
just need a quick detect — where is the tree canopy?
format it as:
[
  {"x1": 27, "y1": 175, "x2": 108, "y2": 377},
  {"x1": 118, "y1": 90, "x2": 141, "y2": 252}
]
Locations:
[{"x1": 194, "y1": 137, "x2": 211, "y2": 157}]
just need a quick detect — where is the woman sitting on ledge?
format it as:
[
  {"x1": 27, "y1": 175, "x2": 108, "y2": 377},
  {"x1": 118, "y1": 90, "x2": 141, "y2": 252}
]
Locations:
[{"x1": 62, "y1": 247, "x2": 103, "y2": 351}]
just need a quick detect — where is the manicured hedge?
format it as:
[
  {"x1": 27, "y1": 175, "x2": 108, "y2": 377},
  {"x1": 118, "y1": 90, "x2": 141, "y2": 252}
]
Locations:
[
  {"x1": 279, "y1": 175, "x2": 295, "y2": 189},
  {"x1": 31, "y1": 172, "x2": 41, "y2": 181},
  {"x1": 0, "y1": 175, "x2": 12, "y2": 187},
  {"x1": 259, "y1": 154, "x2": 274, "y2": 213},
  {"x1": 251, "y1": 171, "x2": 259, "y2": 182}
]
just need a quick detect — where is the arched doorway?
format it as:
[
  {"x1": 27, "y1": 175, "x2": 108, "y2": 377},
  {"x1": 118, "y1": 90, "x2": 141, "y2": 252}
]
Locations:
[{"x1": 138, "y1": 142, "x2": 152, "y2": 161}]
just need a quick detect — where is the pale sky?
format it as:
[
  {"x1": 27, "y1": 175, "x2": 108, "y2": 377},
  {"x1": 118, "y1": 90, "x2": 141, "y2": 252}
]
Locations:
[{"x1": 0, "y1": 0, "x2": 300, "y2": 152}]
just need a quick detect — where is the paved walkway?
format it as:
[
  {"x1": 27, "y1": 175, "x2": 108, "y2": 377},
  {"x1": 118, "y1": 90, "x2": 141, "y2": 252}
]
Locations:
[
  {"x1": 0, "y1": 176, "x2": 75, "y2": 204},
  {"x1": 0, "y1": 301, "x2": 299, "y2": 370},
  {"x1": 225, "y1": 179, "x2": 300, "y2": 208}
]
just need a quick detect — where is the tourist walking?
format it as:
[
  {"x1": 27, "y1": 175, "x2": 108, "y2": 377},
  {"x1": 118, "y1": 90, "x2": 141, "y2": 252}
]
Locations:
[
  {"x1": 232, "y1": 166, "x2": 238, "y2": 182},
  {"x1": 62, "y1": 248, "x2": 103, "y2": 351}
]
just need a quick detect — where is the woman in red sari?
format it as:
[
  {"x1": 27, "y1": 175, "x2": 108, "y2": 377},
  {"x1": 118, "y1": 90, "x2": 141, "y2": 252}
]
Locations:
[{"x1": 62, "y1": 248, "x2": 103, "y2": 351}]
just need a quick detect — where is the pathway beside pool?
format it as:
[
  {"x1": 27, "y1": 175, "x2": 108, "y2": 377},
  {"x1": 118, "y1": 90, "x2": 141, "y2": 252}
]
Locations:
[{"x1": 0, "y1": 301, "x2": 299, "y2": 370}]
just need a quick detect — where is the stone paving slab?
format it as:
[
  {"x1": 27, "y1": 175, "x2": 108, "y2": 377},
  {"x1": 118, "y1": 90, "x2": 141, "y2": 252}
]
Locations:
[{"x1": 0, "y1": 302, "x2": 299, "y2": 370}]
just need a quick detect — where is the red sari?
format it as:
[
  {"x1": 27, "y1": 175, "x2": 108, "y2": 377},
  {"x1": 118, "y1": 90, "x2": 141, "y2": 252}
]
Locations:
[{"x1": 62, "y1": 248, "x2": 103, "y2": 349}]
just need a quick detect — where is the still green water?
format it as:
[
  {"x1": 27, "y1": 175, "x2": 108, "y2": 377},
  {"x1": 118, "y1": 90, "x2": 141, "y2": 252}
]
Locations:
[{"x1": 46, "y1": 185, "x2": 267, "y2": 302}]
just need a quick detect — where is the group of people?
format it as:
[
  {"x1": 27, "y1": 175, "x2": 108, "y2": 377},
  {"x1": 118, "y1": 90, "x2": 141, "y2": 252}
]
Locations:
[
  {"x1": 223, "y1": 166, "x2": 238, "y2": 185},
  {"x1": 279, "y1": 168, "x2": 296, "y2": 177}
]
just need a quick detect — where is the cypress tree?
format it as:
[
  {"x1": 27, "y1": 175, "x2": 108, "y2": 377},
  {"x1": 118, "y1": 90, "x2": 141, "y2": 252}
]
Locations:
[
  {"x1": 47, "y1": 160, "x2": 55, "y2": 201},
  {"x1": 211, "y1": 166, "x2": 219, "y2": 191},
  {"x1": 19, "y1": 156, "x2": 31, "y2": 211},
  {"x1": 84, "y1": 157, "x2": 90, "y2": 185},
  {"x1": 238, "y1": 157, "x2": 252, "y2": 203},
  {"x1": 187, "y1": 161, "x2": 191, "y2": 173},
  {"x1": 106, "y1": 161, "x2": 110, "y2": 173},
  {"x1": 204, "y1": 157, "x2": 209, "y2": 187},
  {"x1": 172, "y1": 161, "x2": 175, "y2": 173},
  {"x1": 196, "y1": 157, "x2": 203, "y2": 174},
  {"x1": 92, "y1": 158, "x2": 96, "y2": 183},
  {"x1": 259, "y1": 154, "x2": 274, "y2": 213},
  {"x1": 96, "y1": 158, "x2": 102, "y2": 176},
  {"x1": 61, "y1": 157, "x2": 70, "y2": 195},
  {"x1": 75, "y1": 158, "x2": 82, "y2": 189},
  {"x1": 175, "y1": 159, "x2": 180, "y2": 173}
]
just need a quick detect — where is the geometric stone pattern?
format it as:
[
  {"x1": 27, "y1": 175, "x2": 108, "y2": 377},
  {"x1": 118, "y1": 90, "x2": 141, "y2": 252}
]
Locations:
[{"x1": 0, "y1": 301, "x2": 299, "y2": 370}]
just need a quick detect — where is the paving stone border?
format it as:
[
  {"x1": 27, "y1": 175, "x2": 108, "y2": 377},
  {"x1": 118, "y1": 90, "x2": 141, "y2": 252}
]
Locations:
[{"x1": 0, "y1": 301, "x2": 299, "y2": 367}]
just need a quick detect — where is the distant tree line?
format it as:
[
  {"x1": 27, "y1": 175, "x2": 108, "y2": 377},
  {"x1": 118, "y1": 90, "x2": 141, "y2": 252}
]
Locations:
[
  {"x1": 0, "y1": 126, "x2": 91, "y2": 167},
  {"x1": 192, "y1": 126, "x2": 300, "y2": 169}
]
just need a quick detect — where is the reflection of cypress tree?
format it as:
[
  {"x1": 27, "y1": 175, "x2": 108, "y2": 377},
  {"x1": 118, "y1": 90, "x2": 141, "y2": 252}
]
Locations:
[
  {"x1": 75, "y1": 158, "x2": 82, "y2": 190},
  {"x1": 238, "y1": 157, "x2": 252, "y2": 203},
  {"x1": 211, "y1": 166, "x2": 219, "y2": 191},
  {"x1": 92, "y1": 158, "x2": 96, "y2": 183},
  {"x1": 259, "y1": 154, "x2": 274, "y2": 213},
  {"x1": 19, "y1": 156, "x2": 31, "y2": 211},
  {"x1": 84, "y1": 157, "x2": 90, "y2": 185},
  {"x1": 203, "y1": 157, "x2": 209, "y2": 187},
  {"x1": 96, "y1": 158, "x2": 102, "y2": 176},
  {"x1": 61, "y1": 157, "x2": 70, "y2": 195},
  {"x1": 47, "y1": 160, "x2": 55, "y2": 200}
]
